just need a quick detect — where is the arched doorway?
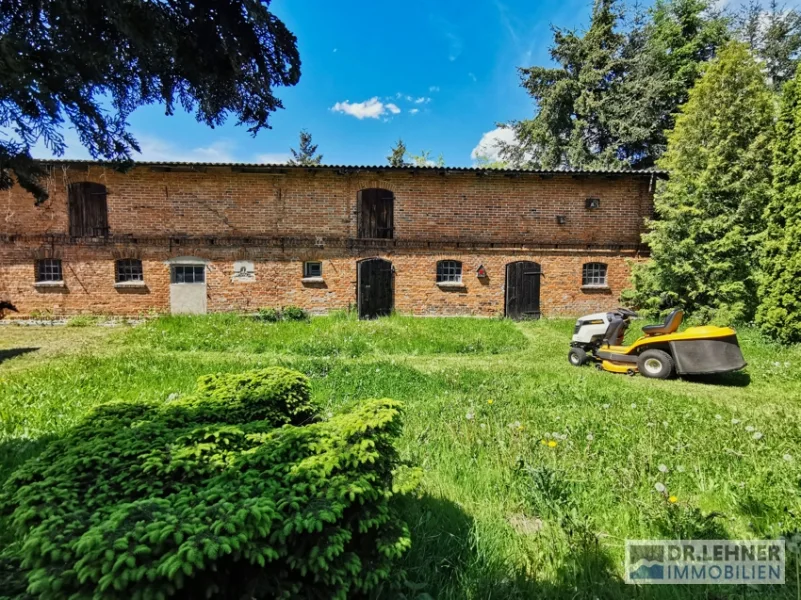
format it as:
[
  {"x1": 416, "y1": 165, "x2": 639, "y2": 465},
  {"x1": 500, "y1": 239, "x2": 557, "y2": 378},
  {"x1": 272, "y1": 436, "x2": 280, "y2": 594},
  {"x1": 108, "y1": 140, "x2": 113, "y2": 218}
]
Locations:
[
  {"x1": 505, "y1": 261, "x2": 541, "y2": 320},
  {"x1": 357, "y1": 258, "x2": 393, "y2": 319}
]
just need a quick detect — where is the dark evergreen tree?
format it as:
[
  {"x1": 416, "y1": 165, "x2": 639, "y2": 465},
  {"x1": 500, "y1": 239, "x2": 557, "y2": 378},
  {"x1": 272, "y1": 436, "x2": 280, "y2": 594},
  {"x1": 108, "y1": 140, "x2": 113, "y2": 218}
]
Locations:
[
  {"x1": 504, "y1": 0, "x2": 728, "y2": 169},
  {"x1": 736, "y1": 0, "x2": 801, "y2": 91},
  {"x1": 288, "y1": 130, "x2": 323, "y2": 166},
  {"x1": 387, "y1": 139, "x2": 408, "y2": 167},
  {"x1": 625, "y1": 43, "x2": 775, "y2": 323},
  {"x1": 0, "y1": 0, "x2": 301, "y2": 203},
  {"x1": 757, "y1": 64, "x2": 801, "y2": 343}
]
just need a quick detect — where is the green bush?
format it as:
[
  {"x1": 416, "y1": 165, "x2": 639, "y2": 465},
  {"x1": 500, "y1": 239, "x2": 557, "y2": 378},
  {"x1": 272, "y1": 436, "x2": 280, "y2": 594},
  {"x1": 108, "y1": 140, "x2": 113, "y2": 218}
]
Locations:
[
  {"x1": 256, "y1": 307, "x2": 280, "y2": 322},
  {"x1": 281, "y1": 305, "x2": 309, "y2": 321},
  {"x1": 1, "y1": 368, "x2": 410, "y2": 599}
]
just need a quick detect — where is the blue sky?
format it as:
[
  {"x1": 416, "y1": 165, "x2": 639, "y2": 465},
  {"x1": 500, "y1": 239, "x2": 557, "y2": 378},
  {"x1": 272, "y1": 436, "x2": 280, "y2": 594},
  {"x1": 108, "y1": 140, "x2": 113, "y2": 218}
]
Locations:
[{"x1": 42, "y1": 0, "x2": 760, "y2": 167}]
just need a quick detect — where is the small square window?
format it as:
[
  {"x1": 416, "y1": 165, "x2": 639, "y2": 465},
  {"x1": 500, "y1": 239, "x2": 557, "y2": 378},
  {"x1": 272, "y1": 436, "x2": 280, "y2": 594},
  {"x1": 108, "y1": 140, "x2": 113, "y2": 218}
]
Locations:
[
  {"x1": 436, "y1": 260, "x2": 462, "y2": 283},
  {"x1": 171, "y1": 265, "x2": 205, "y2": 284},
  {"x1": 586, "y1": 198, "x2": 601, "y2": 209},
  {"x1": 36, "y1": 259, "x2": 63, "y2": 282},
  {"x1": 303, "y1": 262, "x2": 323, "y2": 278},
  {"x1": 582, "y1": 263, "x2": 608, "y2": 287},
  {"x1": 116, "y1": 259, "x2": 143, "y2": 283}
]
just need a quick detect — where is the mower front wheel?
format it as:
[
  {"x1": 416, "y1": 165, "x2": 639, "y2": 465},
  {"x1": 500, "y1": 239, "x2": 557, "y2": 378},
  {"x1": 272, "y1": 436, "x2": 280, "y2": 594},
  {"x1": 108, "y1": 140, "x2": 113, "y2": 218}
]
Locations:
[
  {"x1": 637, "y1": 349, "x2": 674, "y2": 379},
  {"x1": 568, "y1": 347, "x2": 589, "y2": 367}
]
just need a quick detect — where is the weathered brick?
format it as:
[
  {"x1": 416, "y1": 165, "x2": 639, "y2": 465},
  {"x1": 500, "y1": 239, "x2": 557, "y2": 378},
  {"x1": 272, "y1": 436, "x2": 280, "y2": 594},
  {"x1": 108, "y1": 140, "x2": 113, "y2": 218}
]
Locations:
[{"x1": 0, "y1": 164, "x2": 655, "y2": 317}]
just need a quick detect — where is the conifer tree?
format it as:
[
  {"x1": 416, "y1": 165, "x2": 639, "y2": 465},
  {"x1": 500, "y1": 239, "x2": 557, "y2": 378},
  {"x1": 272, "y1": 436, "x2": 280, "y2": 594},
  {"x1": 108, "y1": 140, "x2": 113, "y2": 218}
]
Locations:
[
  {"x1": 0, "y1": 0, "x2": 301, "y2": 202},
  {"x1": 625, "y1": 43, "x2": 775, "y2": 323},
  {"x1": 288, "y1": 130, "x2": 323, "y2": 166},
  {"x1": 387, "y1": 139, "x2": 408, "y2": 167},
  {"x1": 757, "y1": 64, "x2": 801, "y2": 343}
]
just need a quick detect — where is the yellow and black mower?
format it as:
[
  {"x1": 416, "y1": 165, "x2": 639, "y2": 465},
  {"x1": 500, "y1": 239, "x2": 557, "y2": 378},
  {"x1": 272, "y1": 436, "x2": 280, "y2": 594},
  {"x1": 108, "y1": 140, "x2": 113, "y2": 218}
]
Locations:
[{"x1": 567, "y1": 308, "x2": 747, "y2": 379}]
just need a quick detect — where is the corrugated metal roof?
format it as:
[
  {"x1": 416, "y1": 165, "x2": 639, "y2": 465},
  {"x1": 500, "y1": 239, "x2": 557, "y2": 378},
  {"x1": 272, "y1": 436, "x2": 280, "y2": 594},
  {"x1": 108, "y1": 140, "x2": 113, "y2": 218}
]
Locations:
[{"x1": 35, "y1": 158, "x2": 667, "y2": 177}]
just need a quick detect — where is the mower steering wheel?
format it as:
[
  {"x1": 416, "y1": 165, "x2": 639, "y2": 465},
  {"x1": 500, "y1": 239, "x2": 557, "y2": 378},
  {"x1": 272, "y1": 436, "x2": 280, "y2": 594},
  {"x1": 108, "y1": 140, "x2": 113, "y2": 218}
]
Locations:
[{"x1": 616, "y1": 307, "x2": 639, "y2": 318}]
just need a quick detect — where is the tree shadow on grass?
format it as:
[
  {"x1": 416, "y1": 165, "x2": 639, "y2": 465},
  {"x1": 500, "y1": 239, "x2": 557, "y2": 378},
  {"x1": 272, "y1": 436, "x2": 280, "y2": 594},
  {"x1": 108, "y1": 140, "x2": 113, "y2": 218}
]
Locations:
[
  {"x1": 0, "y1": 347, "x2": 38, "y2": 366},
  {"x1": 379, "y1": 494, "x2": 636, "y2": 600},
  {"x1": 380, "y1": 494, "x2": 785, "y2": 600}
]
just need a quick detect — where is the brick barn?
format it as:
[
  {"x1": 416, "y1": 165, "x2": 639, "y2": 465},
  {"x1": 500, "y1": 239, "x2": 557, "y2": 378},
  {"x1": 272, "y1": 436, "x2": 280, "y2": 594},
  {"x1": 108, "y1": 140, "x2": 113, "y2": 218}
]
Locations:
[{"x1": 0, "y1": 161, "x2": 662, "y2": 319}]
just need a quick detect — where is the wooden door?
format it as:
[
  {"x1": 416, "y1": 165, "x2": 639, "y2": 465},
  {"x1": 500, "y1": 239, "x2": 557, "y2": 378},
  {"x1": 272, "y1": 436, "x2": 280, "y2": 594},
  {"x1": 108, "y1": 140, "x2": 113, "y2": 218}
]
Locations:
[
  {"x1": 505, "y1": 261, "x2": 541, "y2": 320},
  {"x1": 358, "y1": 258, "x2": 393, "y2": 319},
  {"x1": 357, "y1": 189, "x2": 394, "y2": 239}
]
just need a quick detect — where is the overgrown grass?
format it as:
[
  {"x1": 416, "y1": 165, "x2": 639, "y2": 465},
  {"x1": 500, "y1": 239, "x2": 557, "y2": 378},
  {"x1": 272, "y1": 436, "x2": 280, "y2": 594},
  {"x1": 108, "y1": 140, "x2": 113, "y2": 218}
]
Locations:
[{"x1": 1, "y1": 315, "x2": 800, "y2": 599}]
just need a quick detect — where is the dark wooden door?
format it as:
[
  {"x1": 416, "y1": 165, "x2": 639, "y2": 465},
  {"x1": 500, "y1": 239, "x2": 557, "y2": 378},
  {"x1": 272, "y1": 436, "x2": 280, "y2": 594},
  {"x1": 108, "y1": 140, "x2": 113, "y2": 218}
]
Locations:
[
  {"x1": 68, "y1": 182, "x2": 109, "y2": 237},
  {"x1": 357, "y1": 189, "x2": 394, "y2": 239},
  {"x1": 505, "y1": 261, "x2": 541, "y2": 320},
  {"x1": 358, "y1": 258, "x2": 393, "y2": 319}
]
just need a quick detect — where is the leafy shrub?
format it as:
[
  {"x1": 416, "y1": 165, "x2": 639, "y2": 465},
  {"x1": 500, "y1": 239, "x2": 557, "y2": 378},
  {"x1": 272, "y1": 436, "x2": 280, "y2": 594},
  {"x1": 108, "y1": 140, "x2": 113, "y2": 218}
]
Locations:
[
  {"x1": 256, "y1": 307, "x2": 280, "y2": 322},
  {"x1": 281, "y1": 305, "x2": 309, "y2": 321},
  {"x1": 1, "y1": 368, "x2": 410, "y2": 599}
]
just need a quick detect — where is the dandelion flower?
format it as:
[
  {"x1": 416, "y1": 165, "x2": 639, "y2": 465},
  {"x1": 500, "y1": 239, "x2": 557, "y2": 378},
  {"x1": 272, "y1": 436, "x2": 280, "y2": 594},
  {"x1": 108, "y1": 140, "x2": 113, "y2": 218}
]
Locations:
[
  {"x1": 548, "y1": 440, "x2": 558, "y2": 448},
  {"x1": 662, "y1": 421, "x2": 669, "y2": 427},
  {"x1": 715, "y1": 414, "x2": 722, "y2": 420},
  {"x1": 658, "y1": 464, "x2": 668, "y2": 473},
  {"x1": 517, "y1": 425, "x2": 524, "y2": 432},
  {"x1": 631, "y1": 403, "x2": 637, "y2": 409},
  {"x1": 745, "y1": 425, "x2": 755, "y2": 432},
  {"x1": 586, "y1": 433, "x2": 594, "y2": 441},
  {"x1": 480, "y1": 423, "x2": 486, "y2": 430},
  {"x1": 676, "y1": 465, "x2": 685, "y2": 473},
  {"x1": 731, "y1": 418, "x2": 741, "y2": 425},
  {"x1": 466, "y1": 411, "x2": 475, "y2": 421},
  {"x1": 753, "y1": 431, "x2": 763, "y2": 440},
  {"x1": 487, "y1": 399, "x2": 494, "y2": 405},
  {"x1": 783, "y1": 454, "x2": 792, "y2": 462},
  {"x1": 602, "y1": 403, "x2": 610, "y2": 410},
  {"x1": 655, "y1": 482, "x2": 666, "y2": 493},
  {"x1": 540, "y1": 439, "x2": 547, "y2": 445},
  {"x1": 668, "y1": 495, "x2": 678, "y2": 504}
]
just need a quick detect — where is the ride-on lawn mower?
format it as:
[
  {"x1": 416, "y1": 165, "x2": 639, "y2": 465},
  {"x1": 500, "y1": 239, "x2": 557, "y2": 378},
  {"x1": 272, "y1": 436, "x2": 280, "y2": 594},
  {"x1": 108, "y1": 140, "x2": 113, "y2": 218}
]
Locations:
[{"x1": 568, "y1": 308, "x2": 747, "y2": 379}]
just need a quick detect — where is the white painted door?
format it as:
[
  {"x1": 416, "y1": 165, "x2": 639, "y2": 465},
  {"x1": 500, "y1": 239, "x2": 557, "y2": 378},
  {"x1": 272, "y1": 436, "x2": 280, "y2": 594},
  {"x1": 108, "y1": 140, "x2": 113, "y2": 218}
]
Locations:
[{"x1": 169, "y1": 264, "x2": 207, "y2": 314}]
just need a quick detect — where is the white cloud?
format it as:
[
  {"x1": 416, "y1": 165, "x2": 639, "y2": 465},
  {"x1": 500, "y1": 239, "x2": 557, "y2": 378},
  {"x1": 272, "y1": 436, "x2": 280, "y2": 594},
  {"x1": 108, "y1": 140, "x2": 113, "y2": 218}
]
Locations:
[
  {"x1": 414, "y1": 97, "x2": 431, "y2": 104},
  {"x1": 331, "y1": 97, "x2": 401, "y2": 120},
  {"x1": 254, "y1": 152, "x2": 290, "y2": 164},
  {"x1": 135, "y1": 136, "x2": 237, "y2": 163},
  {"x1": 470, "y1": 127, "x2": 518, "y2": 162},
  {"x1": 468, "y1": 72, "x2": 478, "y2": 83},
  {"x1": 409, "y1": 108, "x2": 420, "y2": 115},
  {"x1": 429, "y1": 86, "x2": 440, "y2": 93}
]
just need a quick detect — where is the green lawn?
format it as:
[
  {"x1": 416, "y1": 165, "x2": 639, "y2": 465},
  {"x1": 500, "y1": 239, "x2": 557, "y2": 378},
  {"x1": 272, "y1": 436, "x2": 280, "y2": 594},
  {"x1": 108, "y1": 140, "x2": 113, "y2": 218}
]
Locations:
[{"x1": 1, "y1": 314, "x2": 800, "y2": 599}]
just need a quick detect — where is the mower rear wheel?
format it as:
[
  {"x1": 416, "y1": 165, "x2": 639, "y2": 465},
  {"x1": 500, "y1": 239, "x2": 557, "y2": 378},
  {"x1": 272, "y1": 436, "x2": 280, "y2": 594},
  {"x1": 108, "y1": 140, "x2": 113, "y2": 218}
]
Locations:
[
  {"x1": 637, "y1": 350, "x2": 674, "y2": 379},
  {"x1": 568, "y1": 347, "x2": 589, "y2": 367}
]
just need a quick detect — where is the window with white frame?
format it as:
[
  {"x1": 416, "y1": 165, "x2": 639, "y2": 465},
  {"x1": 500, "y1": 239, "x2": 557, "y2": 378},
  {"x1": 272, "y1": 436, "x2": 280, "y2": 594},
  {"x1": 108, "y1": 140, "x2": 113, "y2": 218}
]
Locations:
[
  {"x1": 582, "y1": 262, "x2": 608, "y2": 287},
  {"x1": 36, "y1": 259, "x2": 63, "y2": 282},
  {"x1": 436, "y1": 260, "x2": 462, "y2": 283},
  {"x1": 303, "y1": 261, "x2": 323, "y2": 278},
  {"x1": 116, "y1": 259, "x2": 144, "y2": 283}
]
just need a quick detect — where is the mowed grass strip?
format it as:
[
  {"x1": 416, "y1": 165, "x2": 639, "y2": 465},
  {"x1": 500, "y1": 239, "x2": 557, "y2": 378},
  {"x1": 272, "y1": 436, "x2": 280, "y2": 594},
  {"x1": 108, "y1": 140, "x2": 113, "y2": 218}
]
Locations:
[
  {"x1": 125, "y1": 312, "x2": 528, "y2": 356},
  {"x1": 0, "y1": 315, "x2": 799, "y2": 599}
]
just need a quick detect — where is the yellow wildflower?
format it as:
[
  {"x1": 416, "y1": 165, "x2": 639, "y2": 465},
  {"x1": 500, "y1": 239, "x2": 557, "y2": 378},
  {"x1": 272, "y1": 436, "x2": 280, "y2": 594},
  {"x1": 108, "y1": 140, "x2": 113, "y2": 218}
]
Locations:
[
  {"x1": 487, "y1": 399, "x2": 494, "y2": 405},
  {"x1": 547, "y1": 440, "x2": 557, "y2": 448},
  {"x1": 668, "y1": 495, "x2": 678, "y2": 504}
]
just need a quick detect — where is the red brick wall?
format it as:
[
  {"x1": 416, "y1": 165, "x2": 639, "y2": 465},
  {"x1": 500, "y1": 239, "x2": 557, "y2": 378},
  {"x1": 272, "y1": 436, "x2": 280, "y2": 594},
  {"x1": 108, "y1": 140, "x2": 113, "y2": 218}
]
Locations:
[
  {"x1": 2, "y1": 165, "x2": 654, "y2": 244},
  {"x1": 0, "y1": 244, "x2": 641, "y2": 318},
  {"x1": 0, "y1": 164, "x2": 653, "y2": 318}
]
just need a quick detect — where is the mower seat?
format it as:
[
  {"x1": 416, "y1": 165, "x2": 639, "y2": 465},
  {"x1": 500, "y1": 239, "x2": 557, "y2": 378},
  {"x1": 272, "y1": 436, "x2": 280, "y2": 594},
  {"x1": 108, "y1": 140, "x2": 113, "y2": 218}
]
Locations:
[{"x1": 642, "y1": 309, "x2": 684, "y2": 336}]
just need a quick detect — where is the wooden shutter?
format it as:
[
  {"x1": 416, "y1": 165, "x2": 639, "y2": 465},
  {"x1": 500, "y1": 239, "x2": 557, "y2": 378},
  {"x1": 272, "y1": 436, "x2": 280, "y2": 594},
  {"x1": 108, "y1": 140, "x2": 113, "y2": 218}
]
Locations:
[
  {"x1": 357, "y1": 189, "x2": 394, "y2": 239},
  {"x1": 68, "y1": 182, "x2": 109, "y2": 237}
]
